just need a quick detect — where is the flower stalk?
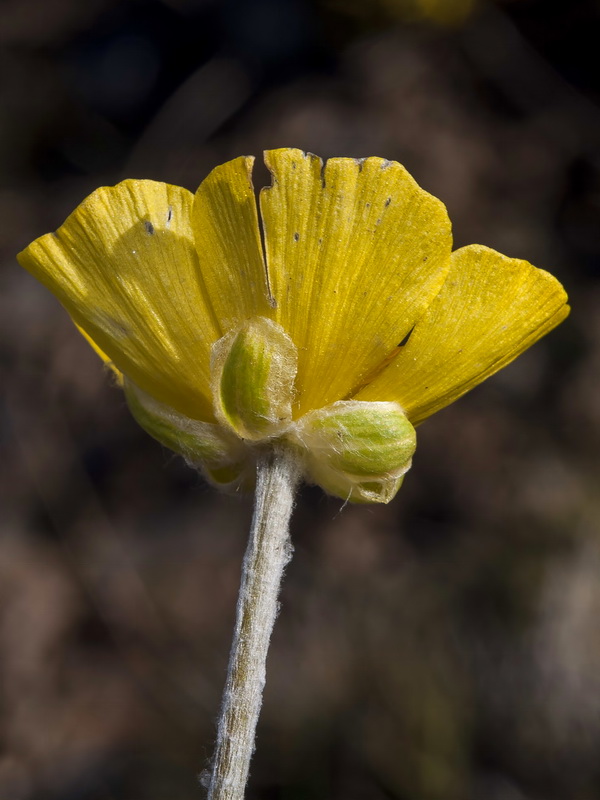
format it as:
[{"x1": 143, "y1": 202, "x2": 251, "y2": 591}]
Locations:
[{"x1": 207, "y1": 444, "x2": 301, "y2": 800}]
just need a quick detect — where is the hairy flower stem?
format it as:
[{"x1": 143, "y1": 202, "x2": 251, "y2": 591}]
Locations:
[{"x1": 207, "y1": 445, "x2": 301, "y2": 800}]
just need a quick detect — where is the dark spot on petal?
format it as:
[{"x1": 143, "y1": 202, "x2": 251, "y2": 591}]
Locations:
[
  {"x1": 365, "y1": 202, "x2": 371, "y2": 209},
  {"x1": 93, "y1": 313, "x2": 130, "y2": 338},
  {"x1": 423, "y1": 255, "x2": 428, "y2": 262},
  {"x1": 167, "y1": 206, "x2": 173, "y2": 222},
  {"x1": 294, "y1": 232, "x2": 300, "y2": 242},
  {"x1": 318, "y1": 238, "x2": 322, "y2": 245},
  {"x1": 398, "y1": 326, "x2": 414, "y2": 347},
  {"x1": 144, "y1": 221, "x2": 155, "y2": 235},
  {"x1": 376, "y1": 218, "x2": 382, "y2": 225},
  {"x1": 316, "y1": 156, "x2": 326, "y2": 188},
  {"x1": 385, "y1": 197, "x2": 392, "y2": 207}
]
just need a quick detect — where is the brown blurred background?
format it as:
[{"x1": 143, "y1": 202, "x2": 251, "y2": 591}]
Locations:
[{"x1": 1, "y1": 1, "x2": 598, "y2": 798}]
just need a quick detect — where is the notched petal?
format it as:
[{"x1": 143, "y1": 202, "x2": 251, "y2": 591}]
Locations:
[
  {"x1": 192, "y1": 156, "x2": 273, "y2": 329},
  {"x1": 260, "y1": 147, "x2": 453, "y2": 415}
]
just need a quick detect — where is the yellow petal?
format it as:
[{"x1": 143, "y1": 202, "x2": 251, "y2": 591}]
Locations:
[
  {"x1": 260, "y1": 148, "x2": 453, "y2": 416},
  {"x1": 356, "y1": 245, "x2": 570, "y2": 424},
  {"x1": 18, "y1": 180, "x2": 218, "y2": 421},
  {"x1": 192, "y1": 156, "x2": 273, "y2": 332},
  {"x1": 74, "y1": 323, "x2": 123, "y2": 385}
]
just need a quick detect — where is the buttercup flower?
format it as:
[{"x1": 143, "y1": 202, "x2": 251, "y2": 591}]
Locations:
[{"x1": 18, "y1": 148, "x2": 569, "y2": 503}]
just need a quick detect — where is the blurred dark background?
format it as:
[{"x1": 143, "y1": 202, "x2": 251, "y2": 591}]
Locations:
[{"x1": 1, "y1": 1, "x2": 599, "y2": 798}]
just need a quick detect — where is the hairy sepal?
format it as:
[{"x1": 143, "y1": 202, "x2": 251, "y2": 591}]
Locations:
[
  {"x1": 124, "y1": 380, "x2": 252, "y2": 490},
  {"x1": 292, "y1": 400, "x2": 416, "y2": 504},
  {"x1": 211, "y1": 316, "x2": 298, "y2": 441}
]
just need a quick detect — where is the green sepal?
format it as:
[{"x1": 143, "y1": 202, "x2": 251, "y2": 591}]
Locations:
[
  {"x1": 291, "y1": 400, "x2": 416, "y2": 504},
  {"x1": 211, "y1": 316, "x2": 297, "y2": 441},
  {"x1": 124, "y1": 380, "x2": 251, "y2": 489}
]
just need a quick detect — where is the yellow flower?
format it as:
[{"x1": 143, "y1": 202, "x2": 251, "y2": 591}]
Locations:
[{"x1": 18, "y1": 148, "x2": 569, "y2": 503}]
